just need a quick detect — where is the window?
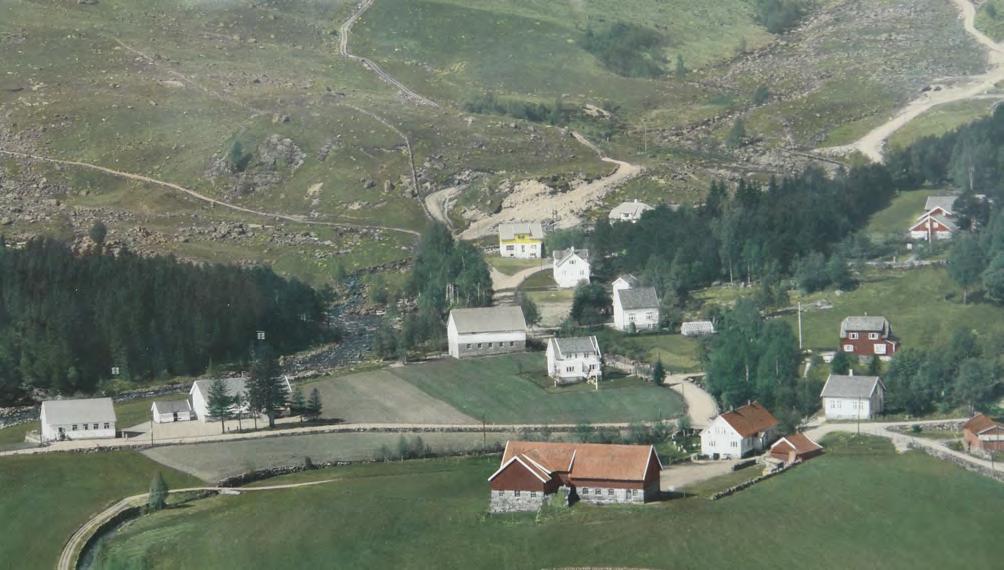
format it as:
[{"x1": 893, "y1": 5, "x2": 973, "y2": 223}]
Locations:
[
  {"x1": 477, "y1": 343, "x2": 483, "y2": 348},
  {"x1": 843, "y1": 344, "x2": 854, "y2": 352},
  {"x1": 731, "y1": 441, "x2": 737, "y2": 448},
  {"x1": 874, "y1": 343, "x2": 887, "y2": 355},
  {"x1": 868, "y1": 332, "x2": 880, "y2": 340},
  {"x1": 509, "y1": 341, "x2": 515, "y2": 347},
  {"x1": 104, "y1": 423, "x2": 110, "y2": 429},
  {"x1": 849, "y1": 332, "x2": 859, "y2": 340},
  {"x1": 530, "y1": 491, "x2": 537, "y2": 498},
  {"x1": 629, "y1": 314, "x2": 636, "y2": 322},
  {"x1": 566, "y1": 366, "x2": 575, "y2": 372},
  {"x1": 506, "y1": 245, "x2": 514, "y2": 251},
  {"x1": 514, "y1": 490, "x2": 521, "y2": 497},
  {"x1": 83, "y1": 424, "x2": 88, "y2": 430},
  {"x1": 466, "y1": 343, "x2": 472, "y2": 349},
  {"x1": 607, "y1": 489, "x2": 615, "y2": 496},
  {"x1": 487, "y1": 342, "x2": 493, "y2": 348},
  {"x1": 72, "y1": 424, "x2": 77, "y2": 431}
]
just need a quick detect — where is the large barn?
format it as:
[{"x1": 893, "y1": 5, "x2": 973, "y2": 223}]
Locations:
[{"x1": 488, "y1": 440, "x2": 662, "y2": 513}]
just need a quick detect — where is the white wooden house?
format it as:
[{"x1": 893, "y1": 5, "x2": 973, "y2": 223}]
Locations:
[
  {"x1": 609, "y1": 199, "x2": 654, "y2": 224},
  {"x1": 189, "y1": 377, "x2": 292, "y2": 422},
  {"x1": 612, "y1": 275, "x2": 659, "y2": 332},
  {"x1": 39, "y1": 398, "x2": 117, "y2": 442},
  {"x1": 552, "y1": 247, "x2": 590, "y2": 288},
  {"x1": 546, "y1": 336, "x2": 602, "y2": 385},
  {"x1": 498, "y1": 222, "x2": 544, "y2": 259},
  {"x1": 447, "y1": 306, "x2": 527, "y2": 359},
  {"x1": 820, "y1": 374, "x2": 885, "y2": 420},
  {"x1": 700, "y1": 402, "x2": 779, "y2": 459},
  {"x1": 151, "y1": 400, "x2": 194, "y2": 423}
]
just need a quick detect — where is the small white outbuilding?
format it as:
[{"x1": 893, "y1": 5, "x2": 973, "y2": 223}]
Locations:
[{"x1": 151, "y1": 400, "x2": 194, "y2": 423}]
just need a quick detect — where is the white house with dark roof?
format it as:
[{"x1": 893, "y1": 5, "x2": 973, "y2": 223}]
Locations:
[
  {"x1": 498, "y1": 222, "x2": 544, "y2": 259},
  {"x1": 189, "y1": 377, "x2": 292, "y2": 422},
  {"x1": 447, "y1": 306, "x2": 527, "y2": 359},
  {"x1": 40, "y1": 398, "x2": 117, "y2": 442},
  {"x1": 609, "y1": 199, "x2": 654, "y2": 224},
  {"x1": 552, "y1": 247, "x2": 590, "y2": 288},
  {"x1": 820, "y1": 373, "x2": 886, "y2": 420},
  {"x1": 612, "y1": 275, "x2": 659, "y2": 332},
  {"x1": 151, "y1": 400, "x2": 193, "y2": 423},
  {"x1": 546, "y1": 336, "x2": 602, "y2": 385}
]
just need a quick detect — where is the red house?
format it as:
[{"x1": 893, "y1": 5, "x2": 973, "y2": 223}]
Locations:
[
  {"x1": 488, "y1": 440, "x2": 663, "y2": 512},
  {"x1": 769, "y1": 433, "x2": 823, "y2": 465},
  {"x1": 839, "y1": 316, "x2": 898, "y2": 359},
  {"x1": 963, "y1": 414, "x2": 1004, "y2": 454}
]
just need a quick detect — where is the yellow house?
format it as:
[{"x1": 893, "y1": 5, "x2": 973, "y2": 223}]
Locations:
[{"x1": 498, "y1": 222, "x2": 544, "y2": 259}]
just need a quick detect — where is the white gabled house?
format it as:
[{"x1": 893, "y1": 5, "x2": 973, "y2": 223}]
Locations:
[
  {"x1": 189, "y1": 376, "x2": 293, "y2": 422},
  {"x1": 498, "y1": 222, "x2": 544, "y2": 259},
  {"x1": 611, "y1": 274, "x2": 659, "y2": 332},
  {"x1": 39, "y1": 398, "x2": 117, "y2": 442},
  {"x1": 609, "y1": 199, "x2": 654, "y2": 224},
  {"x1": 700, "y1": 402, "x2": 780, "y2": 459},
  {"x1": 552, "y1": 247, "x2": 590, "y2": 289},
  {"x1": 546, "y1": 336, "x2": 602, "y2": 385},
  {"x1": 447, "y1": 306, "x2": 527, "y2": 359},
  {"x1": 820, "y1": 373, "x2": 885, "y2": 420},
  {"x1": 151, "y1": 400, "x2": 194, "y2": 423}
]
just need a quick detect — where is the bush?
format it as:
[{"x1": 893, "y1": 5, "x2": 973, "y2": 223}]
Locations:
[
  {"x1": 580, "y1": 22, "x2": 666, "y2": 78},
  {"x1": 755, "y1": 0, "x2": 807, "y2": 34}
]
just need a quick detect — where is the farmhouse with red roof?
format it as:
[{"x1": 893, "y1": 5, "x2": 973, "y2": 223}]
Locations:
[
  {"x1": 488, "y1": 440, "x2": 662, "y2": 512},
  {"x1": 699, "y1": 402, "x2": 780, "y2": 459}
]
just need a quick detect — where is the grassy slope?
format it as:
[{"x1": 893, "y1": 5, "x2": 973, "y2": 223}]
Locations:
[
  {"x1": 887, "y1": 100, "x2": 997, "y2": 150},
  {"x1": 486, "y1": 256, "x2": 546, "y2": 276},
  {"x1": 0, "y1": 452, "x2": 201, "y2": 570},
  {"x1": 785, "y1": 266, "x2": 1004, "y2": 351},
  {"x1": 92, "y1": 435, "x2": 1004, "y2": 569},
  {"x1": 976, "y1": 0, "x2": 1004, "y2": 42},
  {"x1": 389, "y1": 353, "x2": 684, "y2": 423},
  {"x1": 864, "y1": 189, "x2": 943, "y2": 237}
]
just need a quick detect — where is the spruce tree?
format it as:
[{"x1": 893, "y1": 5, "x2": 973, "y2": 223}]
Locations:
[
  {"x1": 206, "y1": 378, "x2": 233, "y2": 434},
  {"x1": 148, "y1": 472, "x2": 169, "y2": 512},
  {"x1": 305, "y1": 388, "x2": 323, "y2": 422}
]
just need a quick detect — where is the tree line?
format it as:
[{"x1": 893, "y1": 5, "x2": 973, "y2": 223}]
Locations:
[{"x1": 0, "y1": 237, "x2": 327, "y2": 402}]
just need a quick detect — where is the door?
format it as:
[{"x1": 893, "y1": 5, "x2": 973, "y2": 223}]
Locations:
[{"x1": 173, "y1": 412, "x2": 179, "y2": 422}]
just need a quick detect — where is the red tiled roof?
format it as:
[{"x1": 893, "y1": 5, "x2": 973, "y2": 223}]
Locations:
[
  {"x1": 498, "y1": 440, "x2": 657, "y2": 482},
  {"x1": 719, "y1": 402, "x2": 779, "y2": 437},
  {"x1": 963, "y1": 413, "x2": 1003, "y2": 434},
  {"x1": 771, "y1": 432, "x2": 822, "y2": 456}
]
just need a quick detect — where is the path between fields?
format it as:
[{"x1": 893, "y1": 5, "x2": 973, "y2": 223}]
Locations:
[
  {"x1": 0, "y1": 149, "x2": 420, "y2": 238},
  {"x1": 818, "y1": 0, "x2": 1004, "y2": 162},
  {"x1": 340, "y1": 0, "x2": 438, "y2": 107},
  {"x1": 459, "y1": 132, "x2": 643, "y2": 240},
  {"x1": 57, "y1": 480, "x2": 336, "y2": 570}
]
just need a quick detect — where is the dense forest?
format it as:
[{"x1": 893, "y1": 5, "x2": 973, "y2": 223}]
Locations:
[{"x1": 0, "y1": 238, "x2": 326, "y2": 401}]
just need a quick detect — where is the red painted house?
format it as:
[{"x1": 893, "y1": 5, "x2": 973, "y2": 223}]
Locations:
[
  {"x1": 963, "y1": 414, "x2": 1004, "y2": 454},
  {"x1": 488, "y1": 440, "x2": 663, "y2": 512},
  {"x1": 839, "y1": 316, "x2": 898, "y2": 359}
]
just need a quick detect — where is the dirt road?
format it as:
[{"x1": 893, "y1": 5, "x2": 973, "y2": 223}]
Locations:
[
  {"x1": 459, "y1": 132, "x2": 643, "y2": 239},
  {"x1": 339, "y1": 0, "x2": 438, "y2": 107},
  {"x1": 0, "y1": 149, "x2": 420, "y2": 238},
  {"x1": 490, "y1": 264, "x2": 549, "y2": 291},
  {"x1": 820, "y1": 0, "x2": 1004, "y2": 162},
  {"x1": 665, "y1": 374, "x2": 717, "y2": 429},
  {"x1": 424, "y1": 185, "x2": 462, "y2": 230}
]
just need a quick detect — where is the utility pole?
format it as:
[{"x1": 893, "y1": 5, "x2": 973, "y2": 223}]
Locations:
[{"x1": 797, "y1": 301, "x2": 803, "y2": 350}]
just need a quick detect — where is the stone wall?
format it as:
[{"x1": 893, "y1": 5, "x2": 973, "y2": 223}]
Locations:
[
  {"x1": 906, "y1": 442, "x2": 1004, "y2": 483},
  {"x1": 575, "y1": 486, "x2": 646, "y2": 505},
  {"x1": 457, "y1": 341, "x2": 526, "y2": 359},
  {"x1": 489, "y1": 489, "x2": 547, "y2": 513},
  {"x1": 888, "y1": 421, "x2": 964, "y2": 433}
]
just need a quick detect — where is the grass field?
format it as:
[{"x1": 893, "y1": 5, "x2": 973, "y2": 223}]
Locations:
[
  {"x1": 140, "y1": 431, "x2": 522, "y2": 482},
  {"x1": 887, "y1": 100, "x2": 995, "y2": 150},
  {"x1": 864, "y1": 189, "x2": 944, "y2": 237},
  {"x1": 387, "y1": 353, "x2": 684, "y2": 423},
  {"x1": 300, "y1": 369, "x2": 477, "y2": 424},
  {"x1": 784, "y1": 266, "x2": 1004, "y2": 350},
  {"x1": 0, "y1": 451, "x2": 201, "y2": 570},
  {"x1": 594, "y1": 330, "x2": 702, "y2": 373},
  {"x1": 487, "y1": 257, "x2": 547, "y2": 276},
  {"x1": 976, "y1": 0, "x2": 1004, "y2": 42},
  {"x1": 91, "y1": 434, "x2": 1004, "y2": 569}
]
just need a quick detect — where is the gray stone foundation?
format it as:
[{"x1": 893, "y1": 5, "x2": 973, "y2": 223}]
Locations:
[{"x1": 489, "y1": 489, "x2": 547, "y2": 513}]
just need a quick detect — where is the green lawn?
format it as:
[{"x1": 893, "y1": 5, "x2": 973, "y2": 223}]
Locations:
[
  {"x1": 90, "y1": 434, "x2": 1004, "y2": 569},
  {"x1": 594, "y1": 330, "x2": 702, "y2": 373},
  {"x1": 389, "y1": 353, "x2": 684, "y2": 423},
  {"x1": 785, "y1": 266, "x2": 1004, "y2": 351},
  {"x1": 518, "y1": 270, "x2": 558, "y2": 290},
  {"x1": 887, "y1": 100, "x2": 995, "y2": 150},
  {"x1": 0, "y1": 451, "x2": 201, "y2": 570},
  {"x1": 865, "y1": 189, "x2": 944, "y2": 237}
]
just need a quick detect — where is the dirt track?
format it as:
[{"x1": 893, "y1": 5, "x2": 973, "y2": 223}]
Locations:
[{"x1": 819, "y1": 0, "x2": 1004, "y2": 162}]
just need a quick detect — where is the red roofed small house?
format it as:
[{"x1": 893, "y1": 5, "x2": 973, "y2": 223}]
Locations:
[
  {"x1": 769, "y1": 433, "x2": 824, "y2": 465},
  {"x1": 700, "y1": 402, "x2": 780, "y2": 459},
  {"x1": 488, "y1": 440, "x2": 663, "y2": 512},
  {"x1": 963, "y1": 414, "x2": 1004, "y2": 454}
]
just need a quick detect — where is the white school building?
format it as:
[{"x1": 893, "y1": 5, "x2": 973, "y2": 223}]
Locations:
[{"x1": 39, "y1": 398, "x2": 117, "y2": 443}]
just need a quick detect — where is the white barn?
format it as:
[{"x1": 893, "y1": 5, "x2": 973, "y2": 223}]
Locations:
[
  {"x1": 189, "y1": 377, "x2": 292, "y2": 422},
  {"x1": 820, "y1": 374, "x2": 886, "y2": 420},
  {"x1": 609, "y1": 199, "x2": 654, "y2": 223},
  {"x1": 700, "y1": 402, "x2": 780, "y2": 459},
  {"x1": 546, "y1": 336, "x2": 602, "y2": 385},
  {"x1": 612, "y1": 275, "x2": 659, "y2": 332},
  {"x1": 447, "y1": 306, "x2": 527, "y2": 359},
  {"x1": 151, "y1": 400, "x2": 194, "y2": 423},
  {"x1": 552, "y1": 247, "x2": 590, "y2": 289},
  {"x1": 39, "y1": 398, "x2": 117, "y2": 443}
]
